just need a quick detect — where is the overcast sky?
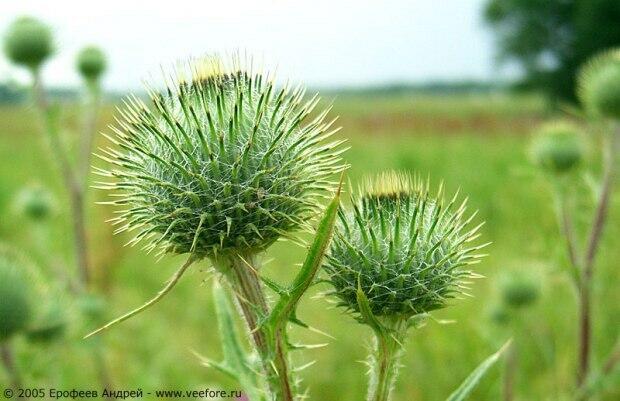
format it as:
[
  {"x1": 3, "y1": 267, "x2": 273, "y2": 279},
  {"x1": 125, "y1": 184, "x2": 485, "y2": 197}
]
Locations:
[{"x1": 0, "y1": 0, "x2": 514, "y2": 91}]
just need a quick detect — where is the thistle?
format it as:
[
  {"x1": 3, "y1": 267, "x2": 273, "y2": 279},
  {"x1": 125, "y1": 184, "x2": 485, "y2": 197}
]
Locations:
[
  {"x1": 76, "y1": 46, "x2": 107, "y2": 83},
  {"x1": 500, "y1": 271, "x2": 540, "y2": 310},
  {"x1": 3, "y1": 16, "x2": 53, "y2": 71},
  {"x1": 97, "y1": 55, "x2": 344, "y2": 259},
  {"x1": 323, "y1": 172, "x2": 486, "y2": 401},
  {"x1": 14, "y1": 184, "x2": 55, "y2": 221},
  {"x1": 578, "y1": 48, "x2": 620, "y2": 120},
  {"x1": 91, "y1": 55, "x2": 345, "y2": 401},
  {"x1": 531, "y1": 121, "x2": 584, "y2": 174}
]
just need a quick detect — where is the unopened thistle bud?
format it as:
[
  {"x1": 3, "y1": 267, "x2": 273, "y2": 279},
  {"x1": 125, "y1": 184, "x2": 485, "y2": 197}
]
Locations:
[
  {"x1": 26, "y1": 297, "x2": 67, "y2": 343},
  {"x1": 0, "y1": 246, "x2": 33, "y2": 341},
  {"x1": 500, "y1": 271, "x2": 539, "y2": 309},
  {"x1": 97, "y1": 55, "x2": 345, "y2": 259},
  {"x1": 76, "y1": 46, "x2": 106, "y2": 82},
  {"x1": 14, "y1": 184, "x2": 55, "y2": 221},
  {"x1": 531, "y1": 121, "x2": 584, "y2": 174},
  {"x1": 323, "y1": 172, "x2": 485, "y2": 323},
  {"x1": 578, "y1": 48, "x2": 620, "y2": 120},
  {"x1": 3, "y1": 17, "x2": 53, "y2": 71}
]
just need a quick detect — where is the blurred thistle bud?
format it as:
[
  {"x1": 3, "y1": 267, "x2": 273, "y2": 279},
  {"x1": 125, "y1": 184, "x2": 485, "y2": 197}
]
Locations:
[
  {"x1": 489, "y1": 304, "x2": 511, "y2": 326},
  {"x1": 531, "y1": 121, "x2": 584, "y2": 174},
  {"x1": 76, "y1": 46, "x2": 106, "y2": 82},
  {"x1": 578, "y1": 48, "x2": 620, "y2": 120},
  {"x1": 0, "y1": 245, "x2": 34, "y2": 342},
  {"x1": 3, "y1": 16, "x2": 53, "y2": 71},
  {"x1": 97, "y1": 55, "x2": 345, "y2": 260},
  {"x1": 500, "y1": 271, "x2": 540, "y2": 309},
  {"x1": 14, "y1": 184, "x2": 55, "y2": 221},
  {"x1": 26, "y1": 296, "x2": 67, "y2": 343},
  {"x1": 323, "y1": 172, "x2": 486, "y2": 325}
]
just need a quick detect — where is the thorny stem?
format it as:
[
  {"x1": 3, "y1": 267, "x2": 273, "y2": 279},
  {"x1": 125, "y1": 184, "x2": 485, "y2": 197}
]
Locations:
[
  {"x1": 32, "y1": 68, "x2": 114, "y2": 392},
  {"x1": 1, "y1": 343, "x2": 23, "y2": 395},
  {"x1": 31, "y1": 69, "x2": 91, "y2": 289},
  {"x1": 368, "y1": 321, "x2": 405, "y2": 401},
  {"x1": 79, "y1": 83, "x2": 102, "y2": 187},
  {"x1": 223, "y1": 254, "x2": 294, "y2": 401},
  {"x1": 553, "y1": 182, "x2": 580, "y2": 278},
  {"x1": 574, "y1": 337, "x2": 620, "y2": 401},
  {"x1": 577, "y1": 128, "x2": 617, "y2": 387}
]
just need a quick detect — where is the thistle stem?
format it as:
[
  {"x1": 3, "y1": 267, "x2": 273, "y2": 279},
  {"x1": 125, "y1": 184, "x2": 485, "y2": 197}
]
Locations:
[
  {"x1": 31, "y1": 69, "x2": 91, "y2": 289},
  {"x1": 79, "y1": 83, "x2": 102, "y2": 187},
  {"x1": 577, "y1": 128, "x2": 617, "y2": 386},
  {"x1": 368, "y1": 330, "x2": 404, "y2": 401},
  {"x1": 1, "y1": 343, "x2": 23, "y2": 394},
  {"x1": 223, "y1": 254, "x2": 294, "y2": 401}
]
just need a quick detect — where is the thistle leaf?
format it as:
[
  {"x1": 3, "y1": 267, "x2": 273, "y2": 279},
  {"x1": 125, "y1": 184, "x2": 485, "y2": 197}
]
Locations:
[
  {"x1": 211, "y1": 281, "x2": 264, "y2": 401},
  {"x1": 445, "y1": 340, "x2": 511, "y2": 401},
  {"x1": 267, "y1": 178, "x2": 343, "y2": 330},
  {"x1": 355, "y1": 278, "x2": 386, "y2": 337}
]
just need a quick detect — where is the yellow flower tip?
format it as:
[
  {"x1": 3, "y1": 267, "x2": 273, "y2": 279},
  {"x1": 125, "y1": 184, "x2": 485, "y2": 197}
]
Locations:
[{"x1": 361, "y1": 171, "x2": 420, "y2": 200}]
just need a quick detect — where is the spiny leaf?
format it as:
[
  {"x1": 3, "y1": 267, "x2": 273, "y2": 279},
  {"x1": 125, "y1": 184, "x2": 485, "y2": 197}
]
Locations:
[
  {"x1": 267, "y1": 178, "x2": 343, "y2": 330},
  {"x1": 445, "y1": 340, "x2": 511, "y2": 401},
  {"x1": 355, "y1": 278, "x2": 386, "y2": 337},
  {"x1": 211, "y1": 281, "x2": 264, "y2": 401},
  {"x1": 84, "y1": 254, "x2": 196, "y2": 339}
]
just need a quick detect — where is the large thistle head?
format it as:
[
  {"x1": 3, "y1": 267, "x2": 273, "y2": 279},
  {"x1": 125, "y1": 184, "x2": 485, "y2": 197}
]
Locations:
[
  {"x1": 323, "y1": 172, "x2": 485, "y2": 325},
  {"x1": 578, "y1": 48, "x2": 620, "y2": 120},
  {"x1": 97, "y1": 55, "x2": 346, "y2": 260},
  {"x1": 3, "y1": 16, "x2": 53, "y2": 71}
]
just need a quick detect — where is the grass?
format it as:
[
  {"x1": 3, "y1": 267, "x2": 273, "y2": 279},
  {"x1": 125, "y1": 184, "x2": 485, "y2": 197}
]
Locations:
[{"x1": 0, "y1": 93, "x2": 618, "y2": 400}]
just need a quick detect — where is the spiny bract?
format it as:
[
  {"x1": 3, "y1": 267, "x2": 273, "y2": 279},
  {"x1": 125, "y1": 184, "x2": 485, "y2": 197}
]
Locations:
[
  {"x1": 3, "y1": 16, "x2": 53, "y2": 70},
  {"x1": 323, "y1": 172, "x2": 485, "y2": 320},
  {"x1": 578, "y1": 48, "x2": 620, "y2": 119},
  {"x1": 97, "y1": 56, "x2": 345, "y2": 259},
  {"x1": 76, "y1": 46, "x2": 106, "y2": 82},
  {"x1": 531, "y1": 121, "x2": 584, "y2": 174},
  {"x1": 0, "y1": 246, "x2": 33, "y2": 341}
]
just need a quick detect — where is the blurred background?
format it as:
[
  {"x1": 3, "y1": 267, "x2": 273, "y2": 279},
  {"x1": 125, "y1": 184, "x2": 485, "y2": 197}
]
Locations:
[{"x1": 0, "y1": 1, "x2": 619, "y2": 400}]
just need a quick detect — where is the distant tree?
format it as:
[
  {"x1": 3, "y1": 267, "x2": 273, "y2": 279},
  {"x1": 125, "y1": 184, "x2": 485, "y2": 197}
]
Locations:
[{"x1": 484, "y1": 0, "x2": 620, "y2": 103}]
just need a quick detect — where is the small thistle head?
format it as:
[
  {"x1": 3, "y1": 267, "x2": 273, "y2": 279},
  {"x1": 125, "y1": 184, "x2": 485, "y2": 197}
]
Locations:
[
  {"x1": 76, "y1": 46, "x2": 106, "y2": 82},
  {"x1": 323, "y1": 172, "x2": 485, "y2": 322},
  {"x1": 97, "y1": 55, "x2": 345, "y2": 260},
  {"x1": 500, "y1": 271, "x2": 539, "y2": 309},
  {"x1": 578, "y1": 48, "x2": 620, "y2": 119},
  {"x1": 531, "y1": 121, "x2": 584, "y2": 174},
  {"x1": 26, "y1": 296, "x2": 67, "y2": 343},
  {"x1": 3, "y1": 17, "x2": 53, "y2": 71},
  {"x1": 14, "y1": 184, "x2": 55, "y2": 221},
  {"x1": 0, "y1": 246, "x2": 33, "y2": 341}
]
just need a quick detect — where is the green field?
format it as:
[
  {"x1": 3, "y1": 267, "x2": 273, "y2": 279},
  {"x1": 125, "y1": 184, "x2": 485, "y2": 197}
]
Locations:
[{"x1": 0, "y1": 93, "x2": 618, "y2": 400}]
